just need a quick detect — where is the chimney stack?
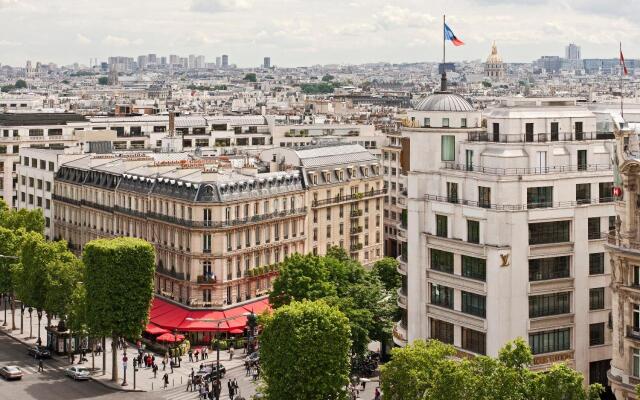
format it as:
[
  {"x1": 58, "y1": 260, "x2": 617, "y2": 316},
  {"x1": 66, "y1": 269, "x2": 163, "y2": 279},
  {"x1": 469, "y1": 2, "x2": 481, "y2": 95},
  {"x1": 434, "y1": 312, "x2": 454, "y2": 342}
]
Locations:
[{"x1": 169, "y1": 111, "x2": 175, "y2": 137}]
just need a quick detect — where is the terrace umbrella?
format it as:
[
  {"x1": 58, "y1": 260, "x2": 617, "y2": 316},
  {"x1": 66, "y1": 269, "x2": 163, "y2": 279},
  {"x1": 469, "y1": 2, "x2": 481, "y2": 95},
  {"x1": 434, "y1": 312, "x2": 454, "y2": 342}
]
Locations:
[{"x1": 156, "y1": 333, "x2": 185, "y2": 343}]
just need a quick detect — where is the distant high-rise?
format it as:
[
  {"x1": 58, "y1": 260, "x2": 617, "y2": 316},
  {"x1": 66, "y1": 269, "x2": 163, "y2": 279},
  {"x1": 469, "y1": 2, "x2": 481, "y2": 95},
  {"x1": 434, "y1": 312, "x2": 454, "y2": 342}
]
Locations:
[
  {"x1": 137, "y1": 55, "x2": 148, "y2": 70},
  {"x1": 264, "y1": 57, "x2": 271, "y2": 68},
  {"x1": 169, "y1": 54, "x2": 179, "y2": 65},
  {"x1": 221, "y1": 54, "x2": 229, "y2": 68},
  {"x1": 565, "y1": 43, "x2": 581, "y2": 60},
  {"x1": 216, "y1": 57, "x2": 221, "y2": 67},
  {"x1": 196, "y1": 55, "x2": 205, "y2": 69},
  {"x1": 148, "y1": 54, "x2": 157, "y2": 65},
  {"x1": 160, "y1": 56, "x2": 167, "y2": 66}
]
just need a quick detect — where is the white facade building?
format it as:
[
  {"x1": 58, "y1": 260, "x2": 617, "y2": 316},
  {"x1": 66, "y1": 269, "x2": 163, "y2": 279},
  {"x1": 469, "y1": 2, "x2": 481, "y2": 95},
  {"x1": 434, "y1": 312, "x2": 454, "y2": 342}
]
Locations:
[{"x1": 400, "y1": 92, "x2": 616, "y2": 388}]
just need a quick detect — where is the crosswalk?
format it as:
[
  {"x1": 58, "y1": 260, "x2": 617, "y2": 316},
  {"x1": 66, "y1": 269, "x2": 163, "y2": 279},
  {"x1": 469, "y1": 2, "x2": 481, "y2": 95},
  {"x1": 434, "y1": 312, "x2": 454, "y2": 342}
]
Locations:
[{"x1": 159, "y1": 386, "x2": 202, "y2": 400}]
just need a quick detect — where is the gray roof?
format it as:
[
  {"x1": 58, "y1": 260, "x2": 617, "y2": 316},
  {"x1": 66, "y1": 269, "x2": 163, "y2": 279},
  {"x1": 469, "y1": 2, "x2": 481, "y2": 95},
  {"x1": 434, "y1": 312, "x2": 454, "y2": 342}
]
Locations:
[
  {"x1": 414, "y1": 92, "x2": 474, "y2": 112},
  {"x1": 294, "y1": 144, "x2": 377, "y2": 168}
]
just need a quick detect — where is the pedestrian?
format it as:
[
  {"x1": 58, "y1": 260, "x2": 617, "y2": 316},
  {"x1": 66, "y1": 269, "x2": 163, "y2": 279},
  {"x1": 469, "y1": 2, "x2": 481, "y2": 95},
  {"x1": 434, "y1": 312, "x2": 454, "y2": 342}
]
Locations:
[
  {"x1": 38, "y1": 358, "x2": 44, "y2": 372},
  {"x1": 162, "y1": 359, "x2": 166, "y2": 371},
  {"x1": 227, "y1": 379, "x2": 234, "y2": 399},
  {"x1": 204, "y1": 347, "x2": 208, "y2": 360},
  {"x1": 244, "y1": 361, "x2": 250, "y2": 376},
  {"x1": 96, "y1": 343, "x2": 102, "y2": 355},
  {"x1": 170, "y1": 359, "x2": 174, "y2": 373},
  {"x1": 229, "y1": 346, "x2": 234, "y2": 361},
  {"x1": 199, "y1": 385, "x2": 206, "y2": 399},
  {"x1": 187, "y1": 375, "x2": 193, "y2": 392},
  {"x1": 374, "y1": 387, "x2": 381, "y2": 400},
  {"x1": 213, "y1": 379, "x2": 222, "y2": 400},
  {"x1": 163, "y1": 373, "x2": 169, "y2": 389},
  {"x1": 191, "y1": 367, "x2": 195, "y2": 378},
  {"x1": 153, "y1": 363, "x2": 158, "y2": 378},
  {"x1": 152, "y1": 354, "x2": 155, "y2": 366}
]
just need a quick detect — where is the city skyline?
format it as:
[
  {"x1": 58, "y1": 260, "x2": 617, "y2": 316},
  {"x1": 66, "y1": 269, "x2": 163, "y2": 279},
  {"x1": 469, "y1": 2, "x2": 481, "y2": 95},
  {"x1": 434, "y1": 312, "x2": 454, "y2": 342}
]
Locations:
[{"x1": 0, "y1": 0, "x2": 639, "y2": 67}]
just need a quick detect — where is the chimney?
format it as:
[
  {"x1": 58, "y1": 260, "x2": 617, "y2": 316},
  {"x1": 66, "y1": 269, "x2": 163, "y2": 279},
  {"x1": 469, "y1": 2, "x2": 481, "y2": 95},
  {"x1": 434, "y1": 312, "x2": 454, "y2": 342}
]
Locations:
[{"x1": 169, "y1": 111, "x2": 175, "y2": 137}]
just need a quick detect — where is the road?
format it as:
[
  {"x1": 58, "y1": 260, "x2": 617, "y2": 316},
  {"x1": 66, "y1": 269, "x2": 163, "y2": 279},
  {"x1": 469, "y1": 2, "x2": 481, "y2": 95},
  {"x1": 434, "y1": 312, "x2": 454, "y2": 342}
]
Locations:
[{"x1": 0, "y1": 333, "x2": 155, "y2": 400}]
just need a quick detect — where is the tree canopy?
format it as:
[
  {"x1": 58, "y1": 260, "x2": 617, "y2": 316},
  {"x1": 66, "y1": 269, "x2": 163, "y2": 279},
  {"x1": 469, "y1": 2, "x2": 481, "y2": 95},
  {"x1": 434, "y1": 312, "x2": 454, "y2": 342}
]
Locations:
[
  {"x1": 380, "y1": 338, "x2": 603, "y2": 400},
  {"x1": 371, "y1": 257, "x2": 401, "y2": 292},
  {"x1": 243, "y1": 73, "x2": 257, "y2": 82},
  {"x1": 269, "y1": 247, "x2": 394, "y2": 356},
  {"x1": 260, "y1": 300, "x2": 351, "y2": 400},
  {"x1": 97, "y1": 77, "x2": 108, "y2": 85},
  {"x1": 0, "y1": 198, "x2": 44, "y2": 233}
]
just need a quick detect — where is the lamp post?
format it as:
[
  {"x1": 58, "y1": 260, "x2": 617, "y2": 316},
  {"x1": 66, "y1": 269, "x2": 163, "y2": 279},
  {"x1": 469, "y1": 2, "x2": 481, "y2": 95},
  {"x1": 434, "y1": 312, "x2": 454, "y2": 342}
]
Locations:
[
  {"x1": 133, "y1": 358, "x2": 137, "y2": 390},
  {"x1": 2, "y1": 293, "x2": 7, "y2": 327},
  {"x1": 28, "y1": 307, "x2": 33, "y2": 339},
  {"x1": 20, "y1": 303, "x2": 24, "y2": 335},
  {"x1": 36, "y1": 309, "x2": 42, "y2": 346},
  {"x1": 121, "y1": 350, "x2": 128, "y2": 387}
]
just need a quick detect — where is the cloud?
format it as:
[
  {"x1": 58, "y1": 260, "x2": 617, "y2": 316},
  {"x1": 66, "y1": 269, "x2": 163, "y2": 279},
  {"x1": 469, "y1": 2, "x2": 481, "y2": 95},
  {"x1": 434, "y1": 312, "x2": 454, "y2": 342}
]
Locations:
[
  {"x1": 0, "y1": 39, "x2": 20, "y2": 46},
  {"x1": 373, "y1": 6, "x2": 435, "y2": 30},
  {"x1": 190, "y1": 0, "x2": 253, "y2": 13},
  {"x1": 0, "y1": 0, "x2": 18, "y2": 9},
  {"x1": 76, "y1": 33, "x2": 91, "y2": 44},
  {"x1": 102, "y1": 35, "x2": 143, "y2": 47}
]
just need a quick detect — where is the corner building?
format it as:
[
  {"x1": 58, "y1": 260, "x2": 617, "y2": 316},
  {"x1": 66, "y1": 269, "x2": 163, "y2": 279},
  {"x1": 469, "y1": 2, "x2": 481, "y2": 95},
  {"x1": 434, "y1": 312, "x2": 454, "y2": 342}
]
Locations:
[{"x1": 402, "y1": 90, "x2": 616, "y2": 388}]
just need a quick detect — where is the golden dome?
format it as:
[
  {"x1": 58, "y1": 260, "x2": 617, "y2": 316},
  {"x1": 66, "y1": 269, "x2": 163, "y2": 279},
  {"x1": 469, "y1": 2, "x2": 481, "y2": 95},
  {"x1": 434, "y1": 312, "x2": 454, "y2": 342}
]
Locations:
[{"x1": 486, "y1": 41, "x2": 502, "y2": 64}]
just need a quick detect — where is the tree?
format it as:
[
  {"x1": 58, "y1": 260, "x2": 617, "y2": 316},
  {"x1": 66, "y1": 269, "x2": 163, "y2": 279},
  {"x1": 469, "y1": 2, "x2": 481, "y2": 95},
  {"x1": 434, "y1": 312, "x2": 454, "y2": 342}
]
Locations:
[
  {"x1": 322, "y1": 74, "x2": 334, "y2": 82},
  {"x1": 83, "y1": 237, "x2": 155, "y2": 381},
  {"x1": 380, "y1": 338, "x2": 604, "y2": 400},
  {"x1": 43, "y1": 257, "x2": 84, "y2": 325},
  {"x1": 14, "y1": 79, "x2": 27, "y2": 89},
  {"x1": 0, "y1": 198, "x2": 44, "y2": 233},
  {"x1": 371, "y1": 257, "x2": 401, "y2": 291},
  {"x1": 482, "y1": 80, "x2": 492, "y2": 88},
  {"x1": 97, "y1": 77, "x2": 108, "y2": 85},
  {"x1": 1, "y1": 85, "x2": 14, "y2": 93},
  {"x1": 269, "y1": 253, "x2": 336, "y2": 308},
  {"x1": 243, "y1": 73, "x2": 257, "y2": 82},
  {"x1": 260, "y1": 300, "x2": 351, "y2": 400}
]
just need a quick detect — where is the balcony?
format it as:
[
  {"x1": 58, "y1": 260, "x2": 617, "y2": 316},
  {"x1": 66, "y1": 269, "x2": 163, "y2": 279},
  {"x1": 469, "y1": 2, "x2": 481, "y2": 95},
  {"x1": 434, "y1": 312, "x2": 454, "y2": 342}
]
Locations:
[
  {"x1": 156, "y1": 265, "x2": 185, "y2": 281},
  {"x1": 392, "y1": 320, "x2": 408, "y2": 347},
  {"x1": 397, "y1": 287, "x2": 407, "y2": 309},
  {"x1": 350, "y1": 243, "x2": 363, "y2": 252},
  {"x1": 441, "y1": 162, "x2": 612, "y2": 176},
  {"x1": 246, "y1": 264, "x2": 279, "y2": 278},
  {"x1": 350, "y1": 209, "x2": 363, "y2": 217},
  {"x1": 350, "y1": 226, "x2": 363, "y2": 234},
  {"x1": 425, "y1": 194, "x2": 614, "y2": 211},
  {"x1": 196, "y1": 275, "x2": 217, "y2": 284},
  {"x1": 146, "y1": 207, "x2": 307, "y2": 229},
  {"x1": 396, "y1": 255, "x2": 407, "y2": 275},
  {"x1": 312, "y1": 189, "x2": 386, "y2": 208},
  {"x1": 468, "y1": 131, "x2": 613, "y2": 143}
]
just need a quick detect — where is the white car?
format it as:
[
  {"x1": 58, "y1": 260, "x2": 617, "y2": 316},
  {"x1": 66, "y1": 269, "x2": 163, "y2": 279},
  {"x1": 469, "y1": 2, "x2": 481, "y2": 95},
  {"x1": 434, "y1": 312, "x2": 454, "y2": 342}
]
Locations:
[
  {"x1": 65, "y1": 366, "x2": 90, "y2": 380},
  {"x1": 0, "y1": 366, "x2": 23, "y2": 380}
]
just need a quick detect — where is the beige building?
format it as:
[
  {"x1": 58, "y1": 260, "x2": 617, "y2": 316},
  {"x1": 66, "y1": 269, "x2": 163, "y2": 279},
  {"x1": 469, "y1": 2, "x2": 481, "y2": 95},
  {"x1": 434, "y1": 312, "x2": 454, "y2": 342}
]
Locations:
[
  {"x1": 52, "y1": 143, "x2": 383, "y2": 311},
  {"x1": 608, "y1": 121, "x2": 640, "y2": 399}
]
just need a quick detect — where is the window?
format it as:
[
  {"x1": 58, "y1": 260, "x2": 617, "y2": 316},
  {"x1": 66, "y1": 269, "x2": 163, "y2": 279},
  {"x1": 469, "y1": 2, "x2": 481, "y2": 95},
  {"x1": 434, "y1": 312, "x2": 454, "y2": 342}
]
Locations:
[
  {"x1": 430, "y1": 284, "x2": 454, "y2": 309},
  {"x1": 589, "y1": 323, "x2": 605, "y2": 346},
  {"x1": 461, "y1": 291, "x2": 486, "y2": 318},
  {"x1": 465, "y1": 149, "x2": 473, "y2": 171},
  {"x1": 527, "y1": 186, "x2": 553, "y2": 209},
  {"x1": 599, "y1": 182, "x2": 613, "y2": 203},
  {"x1": 461, "y1": 327, "x2": 486, "y2": 355},
  {"x1": 589, "y1": 288, "x2": 605, "y2": 310},
  {"x1": 575, "y1": 121, "x2": 584, "y2": 140},
  {"x1": 609, "y1": 216, "x2": 616, "y2": 232},
  {"x1": 528, "y1": 221, "x2": 570, "y2": 245},
  {"x1": 203, "y1": 234, "x2": 211, "y2": 253},
  {"x1": 529, "y1": 328, "x2": 570, "y2": 354},
  {"x1": 589, "y1": 253, "x2": 604, "y2": 275},
  {"x1": 467, "y1": 220, "x2": 479, "y2": 244},
  {"x1": 446, "y1": 182, "x2": 458, "y2": 203},
  {"x1": 442, "y1": 118, "x2": 450, "y2": 128},
  {"x1": 462, "y1": 256, "x2": 486, "y2": 281},
  {"x1": 525, "y1": 122, "x2": 534, "y2": 142},
  {"x1": 436, "y1": 215, "x2": 448, "y2": 237},
  {"x1": 634, "y1": 266, "x2": 640, "y2": 287},
  {"x1": 431, "y1": 249, "x2": 453, "y2": 274},
  {"x1": 430, "y1": 318, "x2": 453, "y2": 344},
  {"x1": 634, "y1": 349, "x2": 640, "y2": 378},
  {"x1": 529, "y1": 256, "x2": 570, "y2": 281},
  {"x1": 423, "y1": 117, "x2": 430, "y2": 128},
  {"x1": 634, "y1": 304, "x2": 640, "y2": 330},
  {"x1": 576, "y1": 183, "x2": 591, "y2": 204},
  {"x1": 588, "y1": 217, "x2": 601, "y2": 240},
  {"x1": 590, "y1": 360, "x2": 611, "y2": 387},
  {"x1": 529, "y1": 292, "x2": 570, "y2": 318},
  {"x1": 478, "y1": 186, "x2": 491, "y2": 208},
  {"x1": 578, "y1": 150, "x2": 588, "y2": 171},
  {"x1": 461, "y1": 118, "x2": 467, "y2": 128},
  {"x1": 441, "y1": 136, "x2": 455, "y2": 161},
  {"x1": 551, "y1": 122, "x2": 559, "y2": 141}
]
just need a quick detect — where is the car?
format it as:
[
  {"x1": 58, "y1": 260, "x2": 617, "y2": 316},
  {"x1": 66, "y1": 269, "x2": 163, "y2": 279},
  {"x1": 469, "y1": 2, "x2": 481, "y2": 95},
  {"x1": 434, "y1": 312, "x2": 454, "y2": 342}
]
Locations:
[
  {"x1": 65, "y1": 366, "x2": 90, "y2": 380},
  {"x1": 195, "y1": 363, "x2": 226, "y2": 380},
  {"x1": 27, "y1": 346, "x2": 51, "y2": 359},
  {"x1": 0, "y1": 366, "x2": 23, "y2": 380},
  {"x1": 244, "y1": 352, "x2": 260, "y2": 363}
]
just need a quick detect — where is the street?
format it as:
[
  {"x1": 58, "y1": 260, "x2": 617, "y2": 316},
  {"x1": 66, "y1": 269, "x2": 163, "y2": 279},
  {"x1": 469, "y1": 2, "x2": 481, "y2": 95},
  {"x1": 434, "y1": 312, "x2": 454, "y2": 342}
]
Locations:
[{"x1": 0, "y1": 333, "x2": 155, "y2": 400}]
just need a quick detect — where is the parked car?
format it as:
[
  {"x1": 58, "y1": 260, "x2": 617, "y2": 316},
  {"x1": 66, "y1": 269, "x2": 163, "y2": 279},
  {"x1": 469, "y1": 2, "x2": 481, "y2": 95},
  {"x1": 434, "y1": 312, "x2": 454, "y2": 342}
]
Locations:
[
  {"x1": 65, "y1": 366, "x2": 90, "y2": 380},
  {"x1": 195, "y1": 363, "x2": 226, "y2": 380},
  {"x1": 27, "y1": 346, "x2": 51, "y2": 359},
  {"x1": 244, "y1": 352, "x2": 259, "y2": 363},
  {"x1": 0, "y1": 366, "x2": 23, "y2": 380}
]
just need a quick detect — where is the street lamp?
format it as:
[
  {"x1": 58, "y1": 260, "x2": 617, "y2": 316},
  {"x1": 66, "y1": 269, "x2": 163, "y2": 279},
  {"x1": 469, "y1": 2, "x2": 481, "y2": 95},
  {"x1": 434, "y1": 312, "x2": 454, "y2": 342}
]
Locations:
[
  {"x1": 2, "y1": 293, "x2": 7, "y2": 327},
  {"x1": 121, "y1": 349, "x2": 128, "y2": 387},
  {"x1": 36, "y1": 309, "x2": 42, "y2": 346},
  {"x1": 27, "y1": 307, "x2": 33, "y2": 339},
  {"x1": 20, "y1": 303, "x2": 24, "y2": 335}
]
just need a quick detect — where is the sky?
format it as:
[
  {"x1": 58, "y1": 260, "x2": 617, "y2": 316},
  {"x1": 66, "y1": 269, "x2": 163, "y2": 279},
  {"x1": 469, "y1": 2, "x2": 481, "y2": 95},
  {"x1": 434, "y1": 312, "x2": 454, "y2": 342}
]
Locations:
[{"x1": 1, "y1": 0, "x2": 640, "y2": 67}]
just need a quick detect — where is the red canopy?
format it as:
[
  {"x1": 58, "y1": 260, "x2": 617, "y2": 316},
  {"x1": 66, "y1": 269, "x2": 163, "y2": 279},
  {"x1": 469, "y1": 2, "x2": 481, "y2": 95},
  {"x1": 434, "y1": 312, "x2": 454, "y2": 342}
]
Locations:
[
  {"x1": 145, "y1": 323, "x2": 169, "y2": 336},
  {"x1": 228, "y1": 328, "x2": 244, "y2": 335},
  {"x1": 156, "y1": 333, "x2": 185, "y2": 342},
  {"x1": 149, "y1": 297, "x2": 271, "y2": 333}
]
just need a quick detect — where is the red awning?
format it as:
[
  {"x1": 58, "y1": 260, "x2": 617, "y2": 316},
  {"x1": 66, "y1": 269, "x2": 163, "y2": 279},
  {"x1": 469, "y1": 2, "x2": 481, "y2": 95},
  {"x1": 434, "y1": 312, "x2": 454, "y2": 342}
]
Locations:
[
  {"x1": 229, "y1": 328, "x2": 244, "y2": 335},
  {"x1": 156, "y1": 333, "x2": 185, "y2": 342},
  {"x1": 145, "y1": 323, "x2": 169, "y2": 336},
  {"x1": 149, "y1": 297, "x2": 271, "y2": 333}
]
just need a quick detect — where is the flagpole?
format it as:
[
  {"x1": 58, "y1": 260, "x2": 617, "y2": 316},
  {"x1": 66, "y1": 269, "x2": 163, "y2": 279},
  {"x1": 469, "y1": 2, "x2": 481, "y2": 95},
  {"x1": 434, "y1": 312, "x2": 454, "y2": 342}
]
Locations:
[
  {"x1": 620, "y1": 42, "x2": 624, "y2": 119},
  {"x1": 441, "y1": 14, "x2": 446, "y2": 91}
]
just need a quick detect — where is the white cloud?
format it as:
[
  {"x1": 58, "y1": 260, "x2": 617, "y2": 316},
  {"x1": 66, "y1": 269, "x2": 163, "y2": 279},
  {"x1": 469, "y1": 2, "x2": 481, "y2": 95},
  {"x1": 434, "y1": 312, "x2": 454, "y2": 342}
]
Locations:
[
  {"x1": 0, "y1": 39, "x2": 20, "y2": 46},
  {"x1": 373, "y1": 6, "x2": 435, "y2": 30},
  {"x1": 76, "y1": 33, "x2": 91, "y2": 44},
  {"x1": 190, "y1": 0, "x2": 253, "y2": 13},
  {"x1": 0, "y1": 0, "x2": 18, "y2": 9},
  {"x1": 102, "y1": 35, "x2": 143, "y2": 47}
]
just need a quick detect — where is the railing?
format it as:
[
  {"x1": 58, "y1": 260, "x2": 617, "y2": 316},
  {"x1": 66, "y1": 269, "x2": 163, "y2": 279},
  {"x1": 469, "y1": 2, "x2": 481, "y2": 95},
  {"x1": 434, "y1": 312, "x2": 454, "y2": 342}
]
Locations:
[
  {"x1": 156, "y1": 266, "x2": 185, "y2": 280},
  {"x1": 397, "y1": 287, "x2": 407, "y2": 307},
  {"x1": 350, "y1": 226, "x2": 363, "y2": 234},
  {"x1": 425, "y1": 194, "x2": 616, "y2": 211},
  {"x1": 468, "y1": 131, "x2": 614, "y2": 143},
  {"x1": 148, "y1": 207, "x2": 307, "y2": 228},
  {"x1": 396, "y1": 257, "x2": 407, "y2": 274},
  {"x1": 114, "y1": 205, "x2": 147, "y2": 219},
  {"x1": 52, "y1": 193, "x2": 81, "y2": 206},
  {"x1": 312, "y1": 189, "x2": 386, "y2": 207},
  {"x1": 80, "y1": 199, "x2": 113, "y2": 213},
  {"x1": 350, "y1": 209, "x2": 363, "y2": 217},
  {"x1": 196, "y1": 275, "x2": 217, "y2": 284},
  {"x1": 442, "y1": 162, "x2": 613, "y2": 176},
  {"x1": 350, "y1": 243, "x2": 363, "y2": 251},
  {"x1": 607, "y1": 232, "x2": 640, "y2": 251}
]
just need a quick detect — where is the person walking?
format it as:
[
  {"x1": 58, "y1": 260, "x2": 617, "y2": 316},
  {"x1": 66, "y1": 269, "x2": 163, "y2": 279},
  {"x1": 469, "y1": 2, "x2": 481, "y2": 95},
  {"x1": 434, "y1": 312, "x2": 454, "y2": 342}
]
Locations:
[
  {"x1": 153, "y1": 363, "x2": 158, "y2": 378},
  {"x1": 189, "y1": 349, "x2": 193, "y2": 362},
  {"x1": 227, "y1": 380, "x2": 233, "y2": 399},
  {"x1": 186, "y1": 375, "x2": 193, "y2": 392},
  {"x1": 229, "y1": 346, "x2": 234, "y2": 361},
  {"x1": 170, "y1": 359, "x2": 174, "y2": 373},
  {"x1": 374, "y1": 387, "x2": 381, "y2": 400},
  {"x1": 244, "y1": 361, "x2": 250, "y2": 376},
  {"x1": 162, "y1": 359, "x2": 166, "y2": 371},
  {"x1": 37, "y1": 358, "x2": 44, "y2": 372},
  {"x1": 162, "y1": 373, "x2": 169, "y2": 389}
]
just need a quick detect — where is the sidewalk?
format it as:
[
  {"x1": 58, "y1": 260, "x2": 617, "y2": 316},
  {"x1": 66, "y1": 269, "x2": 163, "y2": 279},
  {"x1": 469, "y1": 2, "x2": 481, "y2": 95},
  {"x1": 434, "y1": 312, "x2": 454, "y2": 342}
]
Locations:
[{"x1": 0, "y1": 303, "x2": 250, "y2": 393}]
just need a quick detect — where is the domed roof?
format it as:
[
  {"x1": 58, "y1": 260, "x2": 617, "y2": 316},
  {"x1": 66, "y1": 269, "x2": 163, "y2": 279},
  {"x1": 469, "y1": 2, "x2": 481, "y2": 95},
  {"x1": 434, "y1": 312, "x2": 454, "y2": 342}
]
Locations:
[
  {"x1": 414, "y1": 92, "x2": 474, "y2": 112},
  {"x1": 486, "y1": 41, "x2": 502, "y2": 64}
]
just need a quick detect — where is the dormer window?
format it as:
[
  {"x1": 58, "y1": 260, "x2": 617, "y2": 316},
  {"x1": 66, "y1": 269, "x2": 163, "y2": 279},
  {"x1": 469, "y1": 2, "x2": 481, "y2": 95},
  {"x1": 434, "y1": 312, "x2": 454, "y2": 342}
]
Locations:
[
  {"x1": 461, "y1": 118, "x2": 467, "y2": 128},
  {"x1": 337, "y1": 170, "x2": 344, "y2": 181},
  {"x1": 324, "y1": 171, "x2": 331, "y2": 183},
  {"x1": 442, "y1": 118, "x2": 450, "y2": 128},
  {"x1": 423, "y1": 118, "x2": 430, "y2": 128}
]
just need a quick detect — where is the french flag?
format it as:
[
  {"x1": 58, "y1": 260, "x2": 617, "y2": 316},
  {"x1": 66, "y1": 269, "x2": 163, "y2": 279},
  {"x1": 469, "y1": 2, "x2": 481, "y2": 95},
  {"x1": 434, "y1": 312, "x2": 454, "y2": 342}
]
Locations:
[
  {"x1": 444, "y1": 23, "x2": 464, "y2": 46},
  {"x1": 620, "y1": 48, "x2": 628, "y2": 75}
]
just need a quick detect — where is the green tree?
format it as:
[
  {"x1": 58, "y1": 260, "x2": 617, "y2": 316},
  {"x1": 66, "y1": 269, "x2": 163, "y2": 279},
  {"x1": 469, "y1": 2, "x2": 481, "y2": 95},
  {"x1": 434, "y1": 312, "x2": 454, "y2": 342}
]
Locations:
[
  {"x1": 83, "y1": 237, "x2": 155, "y2": 381},
  {"x1": 482, "y1": 80, "x2": 492, "y2": 88},
  {"x1": 1, "y1": 85, "x2": 14, "y2": 93},
  {"x1": 43, "y1": 257, "x2": 84, "y2": 325},
  {"x1": 269, "y1": 253, "x2": 336, "y2": 308},
  {"x1": 14, "y1": 79, "x2": 27, "y2": 89},
  {"x1": 0, "y1": 198, "x2": 44, "y2": 233},
  {"x1": 371, "y1": 257, "x2": 401, "y2": 291},
  {"x1": 97, "y1": 77, "x2": 108, "y2": 85},
  {"x1": 380, "y1": 338, "x2": 604, "y2": 400},
  {"x1": 260, "y1": 300, "x2": 351, "y2": 400},
  {"x1": 243, "y1": 73, "x2": 257, "y2": 82},
  {"x1": 322, "y1": 74, "x2": 334, "y2": 82}
]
